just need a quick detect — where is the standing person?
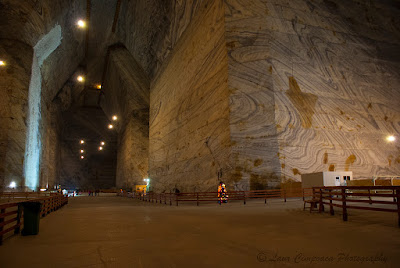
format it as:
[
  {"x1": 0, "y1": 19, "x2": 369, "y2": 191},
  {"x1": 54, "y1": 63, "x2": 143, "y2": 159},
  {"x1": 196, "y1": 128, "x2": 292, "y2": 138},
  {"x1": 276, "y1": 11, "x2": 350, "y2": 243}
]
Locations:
[{"x1": 218, "y1": 182, "x2": 228, "y2": 204}]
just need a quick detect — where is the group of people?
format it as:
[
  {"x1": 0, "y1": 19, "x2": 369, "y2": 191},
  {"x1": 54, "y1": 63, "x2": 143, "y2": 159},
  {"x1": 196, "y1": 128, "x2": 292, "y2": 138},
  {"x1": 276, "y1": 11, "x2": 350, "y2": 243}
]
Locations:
[{"x1": 88, "y1": 189, "x2": 100, "y2": 196}]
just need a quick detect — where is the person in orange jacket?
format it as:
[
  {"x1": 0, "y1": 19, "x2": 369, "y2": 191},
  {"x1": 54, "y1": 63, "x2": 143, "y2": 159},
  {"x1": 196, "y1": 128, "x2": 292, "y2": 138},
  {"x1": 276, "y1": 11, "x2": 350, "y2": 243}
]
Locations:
[{"x1": 218, "y1": 181, "x2": 228, "y2": 204}]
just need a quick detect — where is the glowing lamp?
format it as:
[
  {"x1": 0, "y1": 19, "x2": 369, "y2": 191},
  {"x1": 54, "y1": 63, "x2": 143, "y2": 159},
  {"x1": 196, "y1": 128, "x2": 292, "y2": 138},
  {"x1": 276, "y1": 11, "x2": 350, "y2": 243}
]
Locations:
[
  {"x1": 81, "y1": 156, "x2": 84, "y2": 159},
  {"x1": 80, "y1": 140, "x2": 85, "y2": 144},
  {"x1": 112, "y1": 115, "x2": 118, "y2": 121},
  {"x1": 387, "y1": 135, "x2": 396, "y2": 142},
  {"x1": 100, "y1": 141, "x2": 105, "y2": 146},
  {"x1": 108, "y1": 124, "x2": 113, "y2": 129},
  {"x1": 9, "y1": 181, "x2": 16, "y2": 188},
  {"x1": 77, "y1": 76, "x2": 84, "y2": 82},
  {"x1": 99, "y1": 146, "x2": 103, "y2": 151},
  {"x1": 0, "y1": 60, "x2": 5, "y2": 66},
  {"x1": 80, "y1": 149, "x2": 84, "y2": 153},
  {"x1": 96, "y1": 84, "x2": 102, "y2": 89},
  {"x1": 77, "y1": 20, "x2": 86, "y2": 28}
]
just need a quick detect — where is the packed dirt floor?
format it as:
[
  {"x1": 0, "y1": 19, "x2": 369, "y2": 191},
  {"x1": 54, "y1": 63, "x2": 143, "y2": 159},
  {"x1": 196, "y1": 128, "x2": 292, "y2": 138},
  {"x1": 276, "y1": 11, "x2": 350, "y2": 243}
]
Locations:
[{"x1": 0, "y1": 195, "x2": 399, "y2": 268}]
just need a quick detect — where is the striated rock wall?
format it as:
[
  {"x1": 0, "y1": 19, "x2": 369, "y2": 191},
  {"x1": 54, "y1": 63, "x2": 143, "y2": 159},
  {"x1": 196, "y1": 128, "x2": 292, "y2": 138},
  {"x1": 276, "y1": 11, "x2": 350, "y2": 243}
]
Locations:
[
  {"x1": 149, "y1": 0, "x2": 231, "y2": 192},
  {"x1": 224, "y1": 0, "x2": 400, "y2": 188},
  {"x1": 116, "y1": 0, "x2": 204, "y2": 79},
  {"x1": 0, "y1": 0, "x2": 86, "y2": 190},
  {"x1": 0, "y1": 41, "x2": 33, "y2": 189},
  {"x1": 225, "y1": 0, "x2": 281, "y2": 190}
]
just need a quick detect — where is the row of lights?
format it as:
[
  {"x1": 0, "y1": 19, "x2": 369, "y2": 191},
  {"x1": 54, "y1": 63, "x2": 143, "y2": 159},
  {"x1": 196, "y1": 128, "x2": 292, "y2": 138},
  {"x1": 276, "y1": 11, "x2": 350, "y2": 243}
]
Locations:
[
  {"x1": 75, "y1": 20, "x2": 103, "y2": 91},
  {"x1": 76, "y1": 17, "x2": 118, "y2": 132},
  {"x1": 79, "y1": 140, "x2": 107, "y2": 159},
  {"x1": 76, "y1": 74, "x2": 102, "y2": 90}
]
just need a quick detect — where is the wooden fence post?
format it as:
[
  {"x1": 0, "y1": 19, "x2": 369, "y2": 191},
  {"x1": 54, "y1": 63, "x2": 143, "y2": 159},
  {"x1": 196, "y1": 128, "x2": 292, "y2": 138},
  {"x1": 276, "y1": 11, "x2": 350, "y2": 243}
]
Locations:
[
  {"x1": 396, "y1": 189, "x2": 400, "y2": 228},
  {"x1": 342, "y1": 188, "x2": 348, "y2": 221},
  {"x1": 368, "y1": 189, "x2": 372, "y2": 204},
  {"x1": 0, "y1": 208, "x2": 5, "y2": 245},
  {"x1": 319, "y1": 189, "x2": 324, "y2": 213},
  {"x1": 14, "y1": 204, "x2": 22, "y2": 235},
  {"x1": 329, "y1": 189, "x2": 334, "y2": 215}
]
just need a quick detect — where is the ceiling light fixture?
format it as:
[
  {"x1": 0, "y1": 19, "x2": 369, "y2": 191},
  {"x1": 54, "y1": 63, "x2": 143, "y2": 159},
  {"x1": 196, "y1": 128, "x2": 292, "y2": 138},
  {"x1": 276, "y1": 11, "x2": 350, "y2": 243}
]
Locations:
[
  {"x1": 77, "y1": 19, "x2": 86, "y2": 28},
  {"x1": 77, "y1": 75, "x2": 84, "y2": 82},
  {"x1": 80, "y1": 140, "x2": 85, "y2": 144},
  {"x1": 387, "y1": 135, "x2": 396, "y2": 142},
  {"x1": 112, "y1": 115, "x2": 118, "y2": 121},
  {"x1": 100, "y1": 141, "x2": 105, "y2": 146},
  {"x1": 81, "y1": 155, "x2": 84, "y2": 159},
  {"x1": 80, "y1": 149, "x2": 84, "y2": 153},
  {"x1": 0, "y1": 60, "x2": 6, "y2": 66},
  {"x1": 99, "y1": 146, "x2": 103, "y2": 151},
  {"x1": 108, "y1": 124, "x2": 113, "y2": 129},
  {"x1": 96, "y1": 84, "x2": 102, "y2": 89}
]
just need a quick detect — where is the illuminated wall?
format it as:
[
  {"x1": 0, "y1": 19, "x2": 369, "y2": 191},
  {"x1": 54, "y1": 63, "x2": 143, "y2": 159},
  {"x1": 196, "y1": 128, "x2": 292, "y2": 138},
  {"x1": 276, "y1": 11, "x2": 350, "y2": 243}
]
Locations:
[
  {"x1": 0, "y1": 40, "x2": 33, "y2": 189},
  {"x1": 24, "y1": 25, "x2": 61, "y2": 191}
]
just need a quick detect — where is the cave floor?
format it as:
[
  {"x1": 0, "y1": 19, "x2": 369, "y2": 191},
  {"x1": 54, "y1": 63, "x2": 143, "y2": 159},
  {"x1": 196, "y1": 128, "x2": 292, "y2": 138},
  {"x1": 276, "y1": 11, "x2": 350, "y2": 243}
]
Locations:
[{"x1": 0, "y1": 195, "x2": 399, "y2": 268}]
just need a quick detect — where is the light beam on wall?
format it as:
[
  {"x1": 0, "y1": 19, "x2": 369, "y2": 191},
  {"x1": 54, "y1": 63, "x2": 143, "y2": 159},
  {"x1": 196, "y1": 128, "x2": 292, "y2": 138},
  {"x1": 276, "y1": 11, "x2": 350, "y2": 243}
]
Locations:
[{"x1": 24, "y1": 25, "x2": 62, "y2": 191}]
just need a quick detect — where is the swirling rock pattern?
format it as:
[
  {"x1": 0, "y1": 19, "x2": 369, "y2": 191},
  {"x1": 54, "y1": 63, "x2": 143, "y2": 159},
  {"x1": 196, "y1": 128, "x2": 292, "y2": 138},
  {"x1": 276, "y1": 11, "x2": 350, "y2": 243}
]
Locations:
[{"x1": 225, "y1": 0, "x2": 400, "y2": 188}]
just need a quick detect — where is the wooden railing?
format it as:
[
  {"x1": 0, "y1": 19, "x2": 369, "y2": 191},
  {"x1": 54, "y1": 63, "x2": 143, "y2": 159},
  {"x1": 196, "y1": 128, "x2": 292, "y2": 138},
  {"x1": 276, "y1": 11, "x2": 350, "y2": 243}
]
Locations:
[
  {"x1": 119, "y1": 188, "x2": 312, "y2": 206},
  {"x1": 311, "y1": 186, "x2": 400, "y2": 227},
  {"x1": 0, "y1": 194, "x2": 68, "y2": 245},
  {"x1": 0, "y1": 192, "x2": 56, "y2": 203}
]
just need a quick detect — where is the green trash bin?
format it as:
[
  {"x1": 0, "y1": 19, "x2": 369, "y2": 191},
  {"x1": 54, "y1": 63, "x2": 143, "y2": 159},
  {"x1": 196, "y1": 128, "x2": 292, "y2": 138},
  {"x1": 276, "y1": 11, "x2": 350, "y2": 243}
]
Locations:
[{"x1": 22, "y1": 201, "x2": 42, "y2": 236}]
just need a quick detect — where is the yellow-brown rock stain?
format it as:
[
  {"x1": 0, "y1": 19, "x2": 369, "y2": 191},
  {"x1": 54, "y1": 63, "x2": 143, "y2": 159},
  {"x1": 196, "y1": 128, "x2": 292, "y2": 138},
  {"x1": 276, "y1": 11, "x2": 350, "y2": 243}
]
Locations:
[
  {"x1": 286, "y1": 77, "x2": 318, "y2": 129},
  {"x1": 292, "y1": 168, "x2": 301, "y2": 175},
  {"x1": 250, "y1": 173, "x2": 279, "y2": 190},
  {"x1": 254, "y1": 159, "x2": 263, "y2": 167},
  {"x1": 329, "y1": 164, "x2": 335, "y2": 171},
  {"x1": 323, "y1": 151, "x2": 328, "y2": 164},
  {"x1": 232, "y1": 166, "x2": 243, "y2": 182},
  {"x1": 345, "y1": 155, "x2": 356, "y2": 171}
]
